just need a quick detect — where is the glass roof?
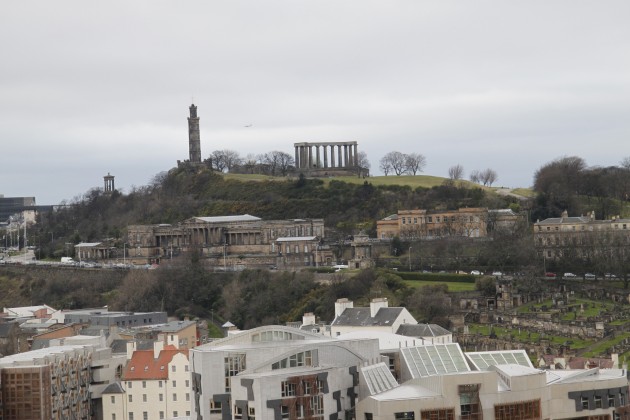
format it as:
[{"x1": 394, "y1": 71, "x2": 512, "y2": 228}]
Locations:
[
  {"x1": 401, "y1": 344, "x2": 470, "y2": 378},
  {"x1": 465, "y1": 350, "x2": 532, "y2": 370},
  {"x1": 362, "y1": 363, "x2": 398, "y2": 395}
]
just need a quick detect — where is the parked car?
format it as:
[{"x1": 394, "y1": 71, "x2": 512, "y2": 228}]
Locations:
[
  {"x1": 470, "y1": 270, "x2": 482, "y2": 276},
  {"x1": 563, "y1": 273, "x2": 577, "y2": 279},
  {"x1": 584, "y1": 273, "x2": 596, "y2": 280},
  {"x1": 604, "y1": 273, "x2": 617, "y2": 279},
  {"x1": 492, "y1": 271, "x2": 504, "y2": 277},
  {"x1": 545, "y1": 272, "x2": 557, "y2": 278}
]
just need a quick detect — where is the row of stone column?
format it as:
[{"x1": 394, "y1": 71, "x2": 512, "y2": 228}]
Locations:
[{"x1": 294, "y1": 142, "x2": 358, "y2": 169}]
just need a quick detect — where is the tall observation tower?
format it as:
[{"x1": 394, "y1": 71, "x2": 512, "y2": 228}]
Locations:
[{"x1": 188, "y1": 103, "x2": 202, "y2": 163}]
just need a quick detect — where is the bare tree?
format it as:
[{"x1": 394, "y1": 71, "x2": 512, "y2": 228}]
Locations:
[
  {"x1": 404, "y1": 153, "x2": 427, "y2": 175},
  {"x1": 469, "y1": 170, "x2": 480, "y2": 184},
  {"x1": 380, "y1": 151, "x2": 407, "y2": 176},
  {"x1": 379, "y1": 155, "x2": 393, "y2": 176},
  {"x1": 355, "y1": 151, "x2": 371, "y2": 177},
  {"x1": 620, "y1": 156, "x2": 630, "y2": 170},
  {"x1": 210, "y1": 149, "x2": 243, "y2": 172},
  {"x1": 242, "y1": 154, "x2": 259, "y2": 174},
  {"x1": 479, "y1": 168, "x2": 498, "y2": 186},
  {"x1": 260, "y1": 151, "x2": 294, "y2": 176},
  {"x1": 448, "y1": 164, "x2": 464, "y2": 180}
]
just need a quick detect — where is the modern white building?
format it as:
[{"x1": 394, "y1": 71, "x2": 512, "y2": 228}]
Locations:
[
  {"x1": 190, "y1": 325, "x2": 383, "y2": 420},
  {"x1": 357, "y1": 345, "x2": 630, "y2": 420}
]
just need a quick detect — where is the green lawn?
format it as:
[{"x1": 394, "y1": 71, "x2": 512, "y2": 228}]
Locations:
[
  {"x1": 516, "y1": 298, "x2": 613, "y2": 318},
  {"x1": 466, "y1": 323, "x2": 593, "y2": 350},
  {"x1": 402, "y1": 280, "x2": 477, "y2": 292},
  {"x1": 582, "y1": 332, "x2": 630, "y2": 358}
]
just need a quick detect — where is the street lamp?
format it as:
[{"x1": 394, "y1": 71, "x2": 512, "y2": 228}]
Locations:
[
  {"x1": 409, "y1": 247, "x2": 412, "y2": 271},
  {"x1": 123, "y1": 243, "x2": 127, "y2": 265}
]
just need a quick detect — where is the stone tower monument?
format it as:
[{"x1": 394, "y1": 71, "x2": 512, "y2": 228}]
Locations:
[
  {"x1": 104, "y1": 173, "x2": 115, "y2": 194},
  {"x1": 188, "y1": 103, "x2": 202, "y2": 163}
]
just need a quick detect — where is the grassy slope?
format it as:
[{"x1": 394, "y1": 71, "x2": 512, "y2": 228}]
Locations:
[{"x1": 224, "y1": 173, "x2": 534, "y2": 198}]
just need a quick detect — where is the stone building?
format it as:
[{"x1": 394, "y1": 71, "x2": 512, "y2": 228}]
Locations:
[
  {"x1": 534, "y1": 210, "x2": 630, "y2": 260},
  {"x1": 377, "y1": 208, "x2": 523, "y2": 240},
  {"x1": 377, "y1": 208, "x2": 489, "y2": 240},
  {"x1": 126, "y1": 214, "x2": 333, "y2": 268},
  {"x1": 293, "y1": 141, "x2": 359, "y2": 175}
]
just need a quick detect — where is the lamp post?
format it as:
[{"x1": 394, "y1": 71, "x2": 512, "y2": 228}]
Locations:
[
  {"x1": 409, "y1": 247, "x2": 412, "y2": 271},
  {"x1": 123, "y1": 243, "x2": 127, "y2": 265}
]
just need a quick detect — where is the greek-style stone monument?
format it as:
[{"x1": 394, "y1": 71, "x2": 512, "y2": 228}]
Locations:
[{"x1": 293, "y1": 141, "x2": 358, "y2": 175}]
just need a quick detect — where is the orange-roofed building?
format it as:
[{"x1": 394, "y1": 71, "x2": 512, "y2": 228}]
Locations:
[{"x1": 102, "y1": 342, "x2": 191, "y2": 420}]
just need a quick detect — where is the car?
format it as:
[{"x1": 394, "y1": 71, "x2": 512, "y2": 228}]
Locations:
[
  {"x1": 563, "y1": 273, "x2": 577, "y2": 279},
  {"x1": 545, "y1": 272, "x2": 557, "y2": 278},
  {"x1": 604, "y1": 273, "x2": 617, "y2": 279},
  {"x1": 584, "y1": 273, "x2": 596, "y2": 280},
  {"x1": 492, "y1": 271, "x2": 504, "y2": 277},
  {"x1": 470, "y1": 270, "x2": 482, "y2": 276}
]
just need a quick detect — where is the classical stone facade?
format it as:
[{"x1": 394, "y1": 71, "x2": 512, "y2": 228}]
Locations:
[
  {"x1": 126, "y1": 214, "x2": 332, "y2": 268},
  {"x1": 377, "y1": 208, "x2": 489, "y2": 240},
  {"x1": 294, "y1": 141, "x2": 358, "y2": 173},
  {"x1": 534, "y1": 210, "x2": 630, "y2": 260}
]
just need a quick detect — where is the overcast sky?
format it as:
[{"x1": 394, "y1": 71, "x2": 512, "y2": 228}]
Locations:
[{"x1": 2, "y1": 1, "x2": 629, "y2": 205}]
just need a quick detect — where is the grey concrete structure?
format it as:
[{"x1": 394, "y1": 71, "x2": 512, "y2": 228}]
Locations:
[
  {"x1": 294, "y1": 142, "x2": 358, "y2": 170},
  {"x1": 188, "y1": 103, "x2": 202, "y2": 163}
]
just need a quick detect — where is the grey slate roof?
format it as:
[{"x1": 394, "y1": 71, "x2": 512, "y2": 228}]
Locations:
[
  {"x1": 396, "y1": 323, "x2": 451, "y2": 338},
  {"x1": 331, "y1": 307, "x2": 404, "y2": 327},
  {"x1": 193, "y1": 214, "x2": 261, "y2": 223},
  {"x1": 102, "y1": 382, "x2": 126, "y2": 394}
]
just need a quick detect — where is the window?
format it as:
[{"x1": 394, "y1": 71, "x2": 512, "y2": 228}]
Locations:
[
  {"x1": 281, "y1": 405, "x2": 289, "y2": 419},
  {"x1": 311, "y1": 395, "x2": 323, "y2": 415},
  {"x1": 128, "y1": 413, "x2": 134, "y2": 420},
  {"x1": 172, "y1": 380, "x2": 177, "y2": 387},
  {"x1": 281, "y1": 381, "x2": 296, "y2": 397},
  {"x1": 436, "y1": 216, "x2": 440, "y2": 223},
  {"x1": 594, "y1": 395, "x2": 602, "y2": 408},
  {"x1": 494, "y1": 400, "x2": 541, "y2": 420},
  {"x1": 186, "y1": 379, "x2": 190, "y2": 387},
  {"x1": 234, "y1": 405, "x2": 243, "y2": 419},
  {"x1": 609, "y1": 394, "x2": 616, "y2": 407},
  {"x1": 581, "y1": 396, "x2": 589, "y2": 409},
  {"x1": 173, "y1": 393, "x2": 177, "y2": 401},
  {"x1": 186, "y1": 393, "x2": 190, "y2": 401},
  {"x1": 172, "y1": 365, "x2": 176, "y2": 372},
  {"x1": 112, "y1": 415, "x2": 116, "y2": 420},
  {"x1": 303, "y1": 380, "x2": 312, "y2": 395},
  {"x1": 143, "y1": 413, "x2": 148, "y2": 420},
  {"x1": 128, "y1": 395, "x2": 133, "y2": 403},
  {"x1": 420, "y1": 409, "x2": 454, "y2": 420},
  {"x1": 128, "y1": 382, "x2": 133, "y2": 388},
  {"x1": 394, "y1": 412, "x2": 414, "y2": 420},
  {"x1": 159, "y1": 393, "x2": 163, "y2": 402},
  {"x1": 185, "y1": 365, "x2": 189, "y2": 372},
  {"x1": 365, "y1": 414, "x2": 373, "y2": 420},
  {"x1": 620, "y1": 393, "x2": 625, "y2": 406},
  {"x1": 210, "y1": 400, "x2": 222, "y2": 414},
  {"x1": 142, "y1": 394, "x2": 147, "y2": 402},
  {"x1": 111, "y1": 396, "x2": 115, "y2": 404},
  {"x1": 159, "y1": 412, "x2": 164, "y2": 420},
  {"x1": 173, "y1": 412, "x2": 178, "y2": 418},
  {"x1": 159, "y1": 381, "x2": 163, "y2": 388},
  {"x1": 224, "y1": 354, "x2": 246, "y2": 391},
  {"x1": 142, "y1": 381, "x2": 146, "y2": 388}
]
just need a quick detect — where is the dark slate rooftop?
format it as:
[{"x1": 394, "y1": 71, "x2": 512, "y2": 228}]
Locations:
[
  {"x1": 331, "y1": 307, "x2": 403, "y2": 327},
  {"x1": 102, "y1": 382, "x2": 125, "y2": 394}
]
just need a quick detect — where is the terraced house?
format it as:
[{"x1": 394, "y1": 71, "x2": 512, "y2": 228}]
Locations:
[{"x1": 534, "y1": 210, "x2": 630, "y2": 261}]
